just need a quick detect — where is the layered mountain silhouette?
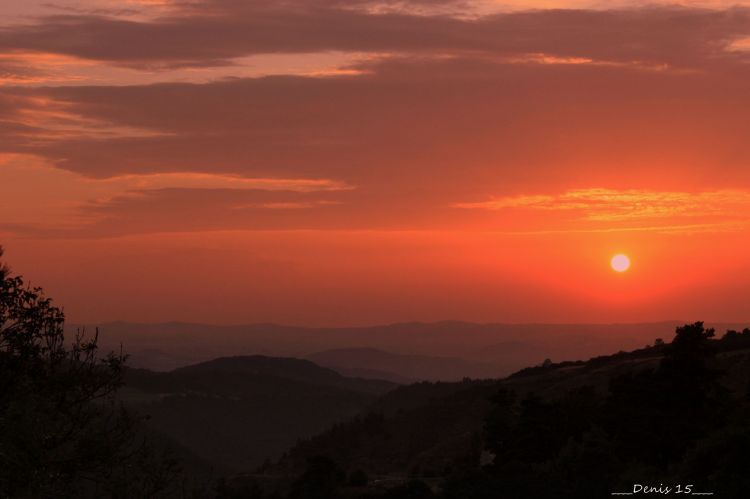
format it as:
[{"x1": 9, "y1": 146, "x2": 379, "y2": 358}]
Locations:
[
  {"x1": 307, "y1": 348, "x2": 499, "y2": 382},
  {"x1": 15, "y1": 314, "x2": 750, "y2": 497},
  {"x1": 81, "y1": 320, "x2": 750, "y2": 380},
  {"x1": 116, "y1": 328, "x2": 750, "y2": 486}
]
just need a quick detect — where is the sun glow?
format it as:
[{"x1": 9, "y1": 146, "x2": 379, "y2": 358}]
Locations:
[{"x1": 610, "y1": 253, "x2": 631, "y2": 273}]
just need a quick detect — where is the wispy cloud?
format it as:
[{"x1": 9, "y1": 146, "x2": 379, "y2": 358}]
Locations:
[
  {"x1": 500, "y1": 52, "x2": 679, "y2": 72},
  {"x1": 89, "y1": 172, "x2": 354, "y2": 193},
  {"x1": 454, "y1": 188, "x2": 750, "y2": 223},
  {"x1": 232, "y1": 200, "x2": 344, "y2": 210},
  {"x1": 726, "y1": 36, "x2": 750, "y2": 52},
  {"x1": 1, "y1": 94, "x2": 167, "y2": 143},
  {"x1": 0, "y1": 155, "x2": 353, "y2": 233},
  {"x1": 0, "y1": 50, "x2": 380, "y2": 87},
  {"x1": 480, "y1": 221, "x2": 748, "y2": 235},
  {"x1": 3, "y1": 3, "x2": 750, "y2": 70}
]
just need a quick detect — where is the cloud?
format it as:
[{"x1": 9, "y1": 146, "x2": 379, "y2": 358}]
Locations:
[
  {"x1": 55, "y1": 188, "x2": 357, "y2": 237},
  {"x1": 90, "y1": 172, "x2": 353, "y2": 192},
  {"x1": 3, "y1": 52, "x2": 750, "y2": 182},
  {"x1": 232, "y1": 200, "x2": 344, "y2": 210},
  {"x1": 1, "y1": 3, "x2": 749, "y2": 70},
  {"x1": 0, "y1": 52, "x2": 91, "y2": 86},
  {"x1": 0, "y1": 155, "x2": 353, "y2": 236},
  {"x1": 0, "y1": 49, "x2": 379, "y2": 87},
  {"x1": 3, "y1": 4, "x2": 750, "y2": 238},
  {"x1": 3, "y1": 50, "x2": 750, "y2": 238},
  {"x1": 454, "y1": 188, "x2": 750, "y2": 224},
  {"x1": 727, "y1": 35, "x2": 750, "y2": 51}
]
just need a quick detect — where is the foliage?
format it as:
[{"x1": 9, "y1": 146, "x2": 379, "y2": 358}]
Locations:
[
  {"x1": 215, "y1": 478, "x2": 265, "y2": 499},
  {"x1": 278, "y1": 321, "x2": 750, "y2": 499},
  {"x1": 348, "y1": 469, "x2": 369, "y2": 487},
  {"x1": 384, "y1": 480, "x2": 435, "y2": 498},
  {"x1": 288, "y1": 456, "x2": 346, "y2": 499},
  {"x1": 0, "y1": 246, "x2": 180, "y2": 498},
  {"x1": 452, "y1": 321, "x2": 747, "y2": 499}
]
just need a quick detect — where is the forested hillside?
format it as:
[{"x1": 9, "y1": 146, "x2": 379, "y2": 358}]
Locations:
[
  {"x1": 121, "y1": 356, "x2": 395, "y2": 471},
  {"x1": 247, "y1": 324, "x2": 750, "y2": 498}
]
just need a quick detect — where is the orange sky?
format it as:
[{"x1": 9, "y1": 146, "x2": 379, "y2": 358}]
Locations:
[{"x1": 2, "y1": 0, "x2": 750, "y2": 326}]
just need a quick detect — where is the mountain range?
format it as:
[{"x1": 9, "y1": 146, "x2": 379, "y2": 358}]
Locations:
[{"x1": 77, "y1": 320, "x2": 748, "y2": 380}]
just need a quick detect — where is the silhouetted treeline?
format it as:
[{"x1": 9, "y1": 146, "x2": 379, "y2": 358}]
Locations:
[
  {"x1": 0, "y1": 247, "x2": 194, "y2": 498},
  {"x1": 452, "y1": 322, "x2": 747, "y2": 499},
  {"x1": 251, "y1": 322, "x2": 750, "y2": 499}
]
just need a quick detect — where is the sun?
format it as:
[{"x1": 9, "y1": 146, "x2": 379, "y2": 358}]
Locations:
[{"x1": 610, "y1": 253, "x2": 631, "y2": 273}]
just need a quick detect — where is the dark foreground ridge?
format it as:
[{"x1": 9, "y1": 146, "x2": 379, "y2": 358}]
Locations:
[{"x1": 122, "y1": 356, "x2": 394, "y2": 471}]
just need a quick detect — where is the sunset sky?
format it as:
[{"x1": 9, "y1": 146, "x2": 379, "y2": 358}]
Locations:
[{"x1": 2, "y1": 0, "x2": 750, "y2": 326}]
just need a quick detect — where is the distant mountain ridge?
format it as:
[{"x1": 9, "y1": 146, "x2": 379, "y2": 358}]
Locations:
[
  {"x1": 307, "y1": 347, "x2": 501, "y2": 381},
  {"x1": 173, "y1": 355, "x2": 394, "y2": 394},
  {"x1": 76, "y1": 320, "x2": 747, "y2": 379}
]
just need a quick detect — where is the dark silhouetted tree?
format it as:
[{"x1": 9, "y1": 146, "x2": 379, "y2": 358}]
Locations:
[
  {"x1": 215, "y1": 477, "x2": 265, "y2": 499},
  {"x1": 604, "y1": 322, "x2": 725, "y2": 469},
  {"x1": 0, "y1": 246, "x2": 179, "y2": 498},
  {"x1": 385, "y1": 480, "x2": 435, "y2": 498},
  {"x1": 288, "y1": 456, "x2": 345, "y2": 499},
  {"x1": 348, "y1": 468, "x2": 368, "y2": 487},
  {"x1": 474, "y1": 321, "x2": 748, "y2": 498}
]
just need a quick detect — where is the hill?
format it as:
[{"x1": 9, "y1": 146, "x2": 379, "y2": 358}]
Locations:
[
  {"x1": 120, "y1": 356, "x2": 396, "y2": 472},
  {"x1": 172, "y1": 355, "x2": 394, "y2": 394},
  {"x1": 307, "y1": 348, "x2": 500, "y2": 382},
  {"x1": 79, "y1": 320, "x2": 750, "y2": 378},
  {"x1": 265, "y1": 325, "x2": 750, "y2": 498}
]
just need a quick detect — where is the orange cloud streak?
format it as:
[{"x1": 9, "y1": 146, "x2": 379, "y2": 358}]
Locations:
[{"x1": 454, "y1": 188, "x2": 750, "y2": 227}]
